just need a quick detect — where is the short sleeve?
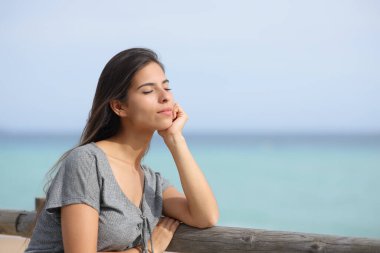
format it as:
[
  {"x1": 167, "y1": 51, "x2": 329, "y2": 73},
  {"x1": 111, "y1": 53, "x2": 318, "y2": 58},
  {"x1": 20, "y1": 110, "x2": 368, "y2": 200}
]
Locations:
[
  {"x1": 155, "y1": 172, "x2": 172, "y2": 192},
  {"x1": 45, "y1": 148, "x2": 101, "y2": 213}
]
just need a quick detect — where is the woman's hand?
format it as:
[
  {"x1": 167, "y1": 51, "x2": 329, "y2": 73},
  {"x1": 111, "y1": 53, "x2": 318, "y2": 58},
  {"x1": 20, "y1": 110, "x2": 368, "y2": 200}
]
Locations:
[
  {"x1": 157, "y1": 103, "x2": 188, "y2": 141},
  {"x1": 146, "y1": 217, "x2": 180, "y2": 253}
]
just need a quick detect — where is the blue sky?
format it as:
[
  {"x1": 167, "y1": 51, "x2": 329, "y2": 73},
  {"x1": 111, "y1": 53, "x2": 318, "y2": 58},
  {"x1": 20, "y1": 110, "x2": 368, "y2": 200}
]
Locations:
[{"x1": 1, "y1": 0, "x2": 379, "y2": 134}]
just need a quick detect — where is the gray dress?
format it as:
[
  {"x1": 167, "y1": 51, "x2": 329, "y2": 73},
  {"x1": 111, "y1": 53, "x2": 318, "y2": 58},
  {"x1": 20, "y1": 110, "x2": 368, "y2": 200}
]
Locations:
[{"x1": 25, "y1": 142, "x2": 172, "y2": 253}]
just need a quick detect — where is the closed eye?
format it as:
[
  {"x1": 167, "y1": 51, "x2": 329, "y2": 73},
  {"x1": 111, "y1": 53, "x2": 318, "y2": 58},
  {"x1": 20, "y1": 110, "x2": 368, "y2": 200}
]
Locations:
[{"x1": 142, "y1": 88, "x2": 172, "y2": 94}]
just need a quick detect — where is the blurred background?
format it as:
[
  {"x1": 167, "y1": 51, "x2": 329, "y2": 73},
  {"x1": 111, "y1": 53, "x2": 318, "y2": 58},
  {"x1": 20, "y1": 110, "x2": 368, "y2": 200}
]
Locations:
[{"x1": 1, "y1": 0, "x2": 379, "y2": 238}]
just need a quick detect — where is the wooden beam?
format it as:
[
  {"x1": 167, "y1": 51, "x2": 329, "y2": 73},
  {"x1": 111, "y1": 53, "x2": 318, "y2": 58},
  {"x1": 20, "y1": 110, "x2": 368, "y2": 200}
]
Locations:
[
  {"x1": 1, "y1": 208, "x2": 380, "y2": 252},
  {"x1": 0, "y1": 210, "x2": 35, "y2": 237},
  {"x1": 167, "y1": 224, "x2": 380, "y2": 253}
]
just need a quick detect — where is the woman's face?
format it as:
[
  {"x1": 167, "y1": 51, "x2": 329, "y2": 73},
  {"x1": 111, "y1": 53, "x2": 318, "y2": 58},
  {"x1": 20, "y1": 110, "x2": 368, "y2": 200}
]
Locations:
[{"x1": 123, "y1": 61, "x2": 175, "y2": 132}]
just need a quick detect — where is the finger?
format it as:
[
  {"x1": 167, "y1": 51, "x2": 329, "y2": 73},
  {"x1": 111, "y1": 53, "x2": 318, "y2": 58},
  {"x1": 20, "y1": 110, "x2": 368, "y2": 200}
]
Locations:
[
  {"x1": 158, "y1": 217, "x2": 174, "y2": 226},
  {"x1": 162, "y1": 217, "x2": 178, "y2": 227},
  {"x1": 157, "y1": 217, "x2": 170, "y2": 226},
  {"x1": 161, "y1": 217, "x2": 178, "y2": 230},
  {"x1": 169, "y1": 220, "x2": 180, "y2": 231},
  {"x1": 162, "y1": 217, "x2": 176, "y2": 226},
  {"x1": 173, "y1": 109, "x2": 178, "y2": 120},
  {"x1": 172, "y1": 104, "x2": 177, "y2": 119},
  {"x1": 166, "y1": 220, "x2": 180, "y2": 234},
  {"x1": 175, "y1": 105, "x2": 183, "y2": 116}
]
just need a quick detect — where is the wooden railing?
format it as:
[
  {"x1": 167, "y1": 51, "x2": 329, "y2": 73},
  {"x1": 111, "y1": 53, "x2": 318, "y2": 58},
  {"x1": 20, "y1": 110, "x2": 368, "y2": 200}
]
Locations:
[{"x1": 1, "y1": 198, "x2": 380, "y2": 253}]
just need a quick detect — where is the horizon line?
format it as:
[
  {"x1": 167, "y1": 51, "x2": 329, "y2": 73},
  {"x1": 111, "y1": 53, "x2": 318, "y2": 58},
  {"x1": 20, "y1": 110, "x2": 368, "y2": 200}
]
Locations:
[{"x1": 0, "y1": 129, "x2": 379, "y2": 137}]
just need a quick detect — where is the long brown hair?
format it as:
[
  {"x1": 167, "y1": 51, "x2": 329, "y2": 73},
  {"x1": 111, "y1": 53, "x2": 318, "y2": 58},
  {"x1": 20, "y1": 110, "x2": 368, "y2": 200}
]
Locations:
[{"x1": 43, "y1": 48, "x2": 165, "y2": 194}]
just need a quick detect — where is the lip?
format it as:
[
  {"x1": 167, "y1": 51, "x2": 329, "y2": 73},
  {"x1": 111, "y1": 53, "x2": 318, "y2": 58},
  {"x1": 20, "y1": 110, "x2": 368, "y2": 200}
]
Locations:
[
  {"x1": 157, "y1": 107, "x2": 173, "y2": 113},
  {"x1": 157, "y1": 107, "x2": 173, "y2": 116}
]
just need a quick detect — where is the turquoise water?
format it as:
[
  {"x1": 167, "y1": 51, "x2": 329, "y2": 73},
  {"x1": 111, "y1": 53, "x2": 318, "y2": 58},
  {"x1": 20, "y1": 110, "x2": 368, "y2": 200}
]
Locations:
[{"x1": 1, "y1": 132, "x2": 379, "y2": 239}]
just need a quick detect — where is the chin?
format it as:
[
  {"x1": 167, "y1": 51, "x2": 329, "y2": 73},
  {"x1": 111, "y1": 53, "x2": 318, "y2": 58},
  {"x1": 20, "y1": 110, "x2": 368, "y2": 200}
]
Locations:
[{"x1": 156, "y1": 121, "x2": 173, "y2": 131}]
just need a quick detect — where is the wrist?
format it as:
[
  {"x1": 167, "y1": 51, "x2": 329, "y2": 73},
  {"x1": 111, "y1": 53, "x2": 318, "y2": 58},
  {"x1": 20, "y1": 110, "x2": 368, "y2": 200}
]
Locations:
[{"x1": 164, "y1": 134, "x2": 186, "y2": 146}]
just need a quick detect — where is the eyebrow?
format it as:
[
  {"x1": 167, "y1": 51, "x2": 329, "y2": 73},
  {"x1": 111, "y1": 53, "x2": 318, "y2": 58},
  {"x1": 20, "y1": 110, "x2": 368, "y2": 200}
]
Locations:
[{"x1": 136, "y1": 79, "x2": 170, "y2": 90}]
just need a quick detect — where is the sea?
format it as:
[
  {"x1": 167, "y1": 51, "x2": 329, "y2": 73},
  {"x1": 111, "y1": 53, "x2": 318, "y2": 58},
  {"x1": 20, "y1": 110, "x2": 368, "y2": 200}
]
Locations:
[{"x1": 1, "y1": 132, "x2": 379, "y2": 239}]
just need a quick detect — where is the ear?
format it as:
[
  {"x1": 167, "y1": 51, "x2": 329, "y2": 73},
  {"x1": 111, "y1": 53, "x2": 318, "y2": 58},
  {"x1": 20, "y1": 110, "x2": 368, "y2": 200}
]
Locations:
[{"x1": 109, "y1": 99, "x2": 128, "y2": 117}]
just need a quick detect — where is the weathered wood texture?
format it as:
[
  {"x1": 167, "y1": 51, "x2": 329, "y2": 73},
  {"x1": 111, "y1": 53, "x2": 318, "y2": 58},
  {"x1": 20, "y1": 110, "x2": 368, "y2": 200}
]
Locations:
[
  {"x1": 34, "y1": 198, "x2": 45, "y2": 215},
  {"x1": 0, "y1": 210, "x2": 36, "y2": 237},
  {"x1": 1, "y1": 208, "x2": 380, "y2": 252},
  {"x1": 167, "y1": 224, "x2": 380, "y2": 253},
  {"x1": 0, "y1": 198, "x2": 46, "y2": 238}
]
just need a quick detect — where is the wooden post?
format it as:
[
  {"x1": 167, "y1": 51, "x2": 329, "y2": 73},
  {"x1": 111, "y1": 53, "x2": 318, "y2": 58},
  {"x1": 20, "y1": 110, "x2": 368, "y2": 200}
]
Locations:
[
  {"x1": 34, "y1": 198, "x2": 45, "y2": 214},
  {"x1": 34, "y1": 197, "x2": 46, "y2": 220}
]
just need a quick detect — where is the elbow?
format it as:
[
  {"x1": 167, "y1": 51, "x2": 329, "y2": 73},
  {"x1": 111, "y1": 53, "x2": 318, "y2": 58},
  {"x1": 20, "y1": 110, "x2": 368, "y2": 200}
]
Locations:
[
  {"x1": 193, "y1": 211, "x2": 219, "y2": 229},
  {"x1": 187, "y1": 201, "x2": 220, "y2": 228},
  {"x1": 206, "y1": 213, "x2": 219, "y2": 228}
]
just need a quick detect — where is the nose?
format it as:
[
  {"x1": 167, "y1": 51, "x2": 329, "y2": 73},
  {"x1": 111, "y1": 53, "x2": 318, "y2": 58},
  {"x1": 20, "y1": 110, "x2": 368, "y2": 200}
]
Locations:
[{"x1": 159, "y1": 88, "x2": 172, "y2": 103}]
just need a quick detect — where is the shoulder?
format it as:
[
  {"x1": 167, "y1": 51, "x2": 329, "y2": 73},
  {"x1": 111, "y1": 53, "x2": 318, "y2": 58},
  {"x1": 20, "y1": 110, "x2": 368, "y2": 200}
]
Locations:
[
  {"x1": 65, "y1": 143, "x2": 98, "y2": 162},
  {"x1": 67, "y1": 142, "x2": 97, "y2": 157},
  {"x1": 62, "y1": 143, "x2": 99, "y2": 173},
  {"x1": 50, "y1": 143, "x2": 102, "y2": 193},
  {"x1": 45, "y1": 143, "x2": 102, "y2": 213}
]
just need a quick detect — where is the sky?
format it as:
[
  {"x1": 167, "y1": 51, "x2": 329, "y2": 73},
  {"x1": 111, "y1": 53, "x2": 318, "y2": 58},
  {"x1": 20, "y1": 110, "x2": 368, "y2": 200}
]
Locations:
[{"x1": 0, "y1": 0, "x2": 379, "y2": 134}]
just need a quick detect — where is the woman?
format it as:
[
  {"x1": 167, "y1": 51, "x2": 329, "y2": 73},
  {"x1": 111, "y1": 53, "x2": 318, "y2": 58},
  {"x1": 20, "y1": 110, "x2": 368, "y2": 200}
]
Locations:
[{"x1": 25, "y1": 48, "x2": 219, "y2": 253}]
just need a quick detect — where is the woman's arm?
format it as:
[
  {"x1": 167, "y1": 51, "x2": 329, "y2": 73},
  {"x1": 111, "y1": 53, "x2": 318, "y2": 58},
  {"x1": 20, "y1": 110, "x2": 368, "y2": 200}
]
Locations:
[
  {"x1": 162, "y1": 134, "x2": 219, "y2": 228},
  {"x1": 61, "y1": 204, "x2": 178, "y2": 253},
  {"x1": 61, "y1": 204, "x2": 141, "y2": 253},
  {"x1": 158, "y1": 103, "x2": 219, "y2": 228}
]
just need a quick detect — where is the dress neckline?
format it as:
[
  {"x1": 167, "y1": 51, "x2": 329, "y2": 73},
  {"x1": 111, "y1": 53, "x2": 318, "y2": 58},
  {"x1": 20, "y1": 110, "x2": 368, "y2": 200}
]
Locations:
[{"x1": 89, "y1": 142, "x2": 146, "y2": 213}]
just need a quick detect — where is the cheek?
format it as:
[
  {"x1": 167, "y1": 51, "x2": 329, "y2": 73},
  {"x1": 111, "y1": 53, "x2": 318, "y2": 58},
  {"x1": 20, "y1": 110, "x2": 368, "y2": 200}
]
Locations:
[{"x1": 128, "y1": 98, "x2": 156, "y2": 120}]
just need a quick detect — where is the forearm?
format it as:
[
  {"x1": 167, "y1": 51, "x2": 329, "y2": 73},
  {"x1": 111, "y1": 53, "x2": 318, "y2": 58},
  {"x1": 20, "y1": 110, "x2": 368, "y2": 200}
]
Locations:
[{"x1": 164, "y1": 134, "x2": 219, "y2": 226}]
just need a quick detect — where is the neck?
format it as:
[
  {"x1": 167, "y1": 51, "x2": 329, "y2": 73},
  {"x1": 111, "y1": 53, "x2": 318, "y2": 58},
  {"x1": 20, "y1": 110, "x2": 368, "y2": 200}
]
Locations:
[{"x1": 106, "y1": 127, "x2": 154, "y2": 170}]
